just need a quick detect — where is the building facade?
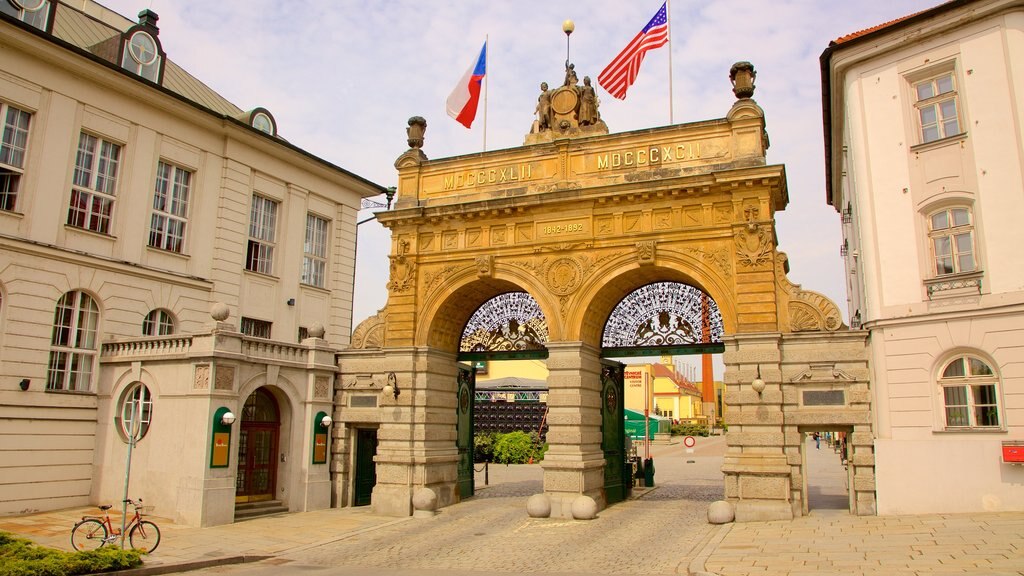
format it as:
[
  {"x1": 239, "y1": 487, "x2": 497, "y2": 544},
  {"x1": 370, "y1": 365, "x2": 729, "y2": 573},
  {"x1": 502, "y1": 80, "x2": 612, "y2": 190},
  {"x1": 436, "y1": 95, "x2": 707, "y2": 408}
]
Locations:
[
  {"x1": 822, "y1": 0, "x2": 1024, "y2": 514},
  {"x1": 0, "y1": 1, "x2": 382, "y2": 525}
]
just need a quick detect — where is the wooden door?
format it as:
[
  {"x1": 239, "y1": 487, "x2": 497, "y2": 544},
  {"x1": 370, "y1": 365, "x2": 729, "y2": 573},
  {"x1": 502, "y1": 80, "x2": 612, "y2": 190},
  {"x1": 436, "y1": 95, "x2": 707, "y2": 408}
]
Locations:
[{"x1": 235, "y1": 388, "x2": 280, "y2": 503}]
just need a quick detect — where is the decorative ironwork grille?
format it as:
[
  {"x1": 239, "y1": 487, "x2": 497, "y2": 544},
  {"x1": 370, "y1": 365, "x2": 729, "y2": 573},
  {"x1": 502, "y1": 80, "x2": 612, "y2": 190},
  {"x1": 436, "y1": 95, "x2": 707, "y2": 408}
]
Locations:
[
  {"x1": 602, "y1": 282, "x2": 723, "y2": 347},
  {"x1": 460, "y1": 292, "x2": 548, "y2": 352}
]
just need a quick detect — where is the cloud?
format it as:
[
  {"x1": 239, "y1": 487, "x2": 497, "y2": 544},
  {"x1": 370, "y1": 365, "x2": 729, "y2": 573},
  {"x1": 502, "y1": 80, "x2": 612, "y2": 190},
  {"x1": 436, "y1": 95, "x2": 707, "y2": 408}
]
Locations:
[{"x1": 104, "y1": 0, "x2": 940, "y2": 329}]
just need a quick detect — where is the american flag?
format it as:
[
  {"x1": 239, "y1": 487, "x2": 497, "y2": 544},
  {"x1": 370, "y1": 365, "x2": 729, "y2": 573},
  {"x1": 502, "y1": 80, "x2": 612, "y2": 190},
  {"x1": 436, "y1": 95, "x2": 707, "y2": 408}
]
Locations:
[{"x1": 597, "y1": 3, "x2": 669, "y2": 100}]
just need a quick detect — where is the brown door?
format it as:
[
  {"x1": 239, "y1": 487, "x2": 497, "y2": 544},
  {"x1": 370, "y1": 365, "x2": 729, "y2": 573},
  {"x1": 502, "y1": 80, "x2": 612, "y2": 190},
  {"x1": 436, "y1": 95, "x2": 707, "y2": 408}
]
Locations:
[{"x1": 235, "y1": 388, "x2": 280, "y2": 503}]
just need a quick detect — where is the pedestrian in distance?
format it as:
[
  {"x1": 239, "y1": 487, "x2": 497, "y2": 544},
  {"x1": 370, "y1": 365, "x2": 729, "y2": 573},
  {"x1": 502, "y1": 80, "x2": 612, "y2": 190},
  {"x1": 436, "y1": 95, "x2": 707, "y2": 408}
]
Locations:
[{"x1": 813, "y1": 432, "x2": 820, "y2": 449}]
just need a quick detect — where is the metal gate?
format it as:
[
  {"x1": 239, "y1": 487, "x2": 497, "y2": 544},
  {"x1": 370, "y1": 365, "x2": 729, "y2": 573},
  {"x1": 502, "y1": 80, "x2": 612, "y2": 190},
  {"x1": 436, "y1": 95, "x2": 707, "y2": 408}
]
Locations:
[
  {"x1": 456, "y1": 363, "x2": 475, "y2": 499},
  {"x1": 600, "y1": 360, "x2": 629, "y2": 504}
]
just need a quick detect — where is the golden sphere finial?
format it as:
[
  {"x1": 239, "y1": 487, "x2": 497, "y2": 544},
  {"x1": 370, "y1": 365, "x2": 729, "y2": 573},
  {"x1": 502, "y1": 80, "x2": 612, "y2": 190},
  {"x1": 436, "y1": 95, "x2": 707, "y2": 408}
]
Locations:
[{"x1": 562, "y1": 19, "x2": 575, "y2": 35}]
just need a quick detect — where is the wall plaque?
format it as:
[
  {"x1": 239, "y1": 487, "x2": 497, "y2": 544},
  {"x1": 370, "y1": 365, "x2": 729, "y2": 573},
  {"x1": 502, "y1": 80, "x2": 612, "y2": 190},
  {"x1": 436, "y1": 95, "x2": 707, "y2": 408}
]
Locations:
[{"x1": 802, "y1": 390, "x2": 845, "y2": 406}]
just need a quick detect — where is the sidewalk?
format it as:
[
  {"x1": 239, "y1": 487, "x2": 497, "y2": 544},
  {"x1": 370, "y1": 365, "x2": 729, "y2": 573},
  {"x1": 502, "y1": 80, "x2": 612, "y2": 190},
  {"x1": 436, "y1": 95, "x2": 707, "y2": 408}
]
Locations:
[
  {"x1": 1, "y1": 437, "x2": 1022, "y2": 576},
  {"x1": 0, "y1": 504, "x2": 408, "y2": 573}
]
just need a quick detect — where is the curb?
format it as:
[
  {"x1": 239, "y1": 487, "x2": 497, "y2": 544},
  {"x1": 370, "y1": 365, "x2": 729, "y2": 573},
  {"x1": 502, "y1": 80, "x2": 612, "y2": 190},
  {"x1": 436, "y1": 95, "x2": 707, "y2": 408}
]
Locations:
[
  {"x1": 685, "y1": 523, "x2": 731, "y2": 576},
  {"x1": 99, "y1": 554, "x2": 272, "y2": 576}
]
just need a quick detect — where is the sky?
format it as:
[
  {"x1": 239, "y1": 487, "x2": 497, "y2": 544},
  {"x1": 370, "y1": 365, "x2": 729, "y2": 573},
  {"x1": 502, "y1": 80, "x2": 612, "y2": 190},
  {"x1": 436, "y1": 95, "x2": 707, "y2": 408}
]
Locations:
[{"x1": 97, "y1": 0, "x2": 941, "y2": 372}]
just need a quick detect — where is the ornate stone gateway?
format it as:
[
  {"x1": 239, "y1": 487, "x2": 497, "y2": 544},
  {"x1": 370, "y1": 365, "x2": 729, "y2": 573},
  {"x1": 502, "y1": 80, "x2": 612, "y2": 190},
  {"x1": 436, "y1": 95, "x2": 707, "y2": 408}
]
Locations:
[{"x1": 340, "y1": 62, "x2": 873, "y2": 520}]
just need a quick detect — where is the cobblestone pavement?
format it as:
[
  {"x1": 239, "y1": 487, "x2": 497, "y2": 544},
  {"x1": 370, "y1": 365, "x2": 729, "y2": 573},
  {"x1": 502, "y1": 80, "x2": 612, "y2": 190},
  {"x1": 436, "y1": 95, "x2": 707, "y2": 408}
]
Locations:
[{"x1": 266, "y1": 437, "x2": 727, "y2": 575}]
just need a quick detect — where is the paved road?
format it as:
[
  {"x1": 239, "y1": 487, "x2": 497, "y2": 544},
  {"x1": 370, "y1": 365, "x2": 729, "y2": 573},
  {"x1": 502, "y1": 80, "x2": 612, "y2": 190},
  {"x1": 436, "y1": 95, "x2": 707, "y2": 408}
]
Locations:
[{"x1": 186, "y1": 435, "x2": 729, "y2": 576}]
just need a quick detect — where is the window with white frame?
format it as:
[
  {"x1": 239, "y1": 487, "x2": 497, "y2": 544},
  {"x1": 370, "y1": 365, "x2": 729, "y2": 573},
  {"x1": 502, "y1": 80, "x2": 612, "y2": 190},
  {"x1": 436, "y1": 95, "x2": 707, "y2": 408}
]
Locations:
[
  {"x1": 929, "y1": 206, "x2": 975, "y2": 276},
  {"x1": 914, "y1": 71, "x2": 961, "y2": 144},
  {"x1": 246, "y1": 195, "x2": 277, "y2": 274},
  {"x1": 302, "y1": 213, "x2": 329, "y2": 287},
  {"x1": 149, "y1": 161, "x2": 191, "y2": 253},
  {"x1": 241, "y1": 317, "x2": 272, "y2": 339},
  {"x1": 46, "y1": 291, "x2": 99, "y2": 392},
  {"x1": 142, "y1": 309, "x2": 174, "y2": 336},
  {"x1": 0, "y1": 0, "x2": 52, "y2": 31},
  {"x1": 940, "y1": 355, "x2": 1000, "y2": 428},
  {"x1": 116, "y1": 382, "x2": 153, "y2": 441},
  {"x1": 0, "y1": 102, "x2": 31, "y2": 212},
  {"x1": 121, "y1": 30, "x2": 161, "y2": 82},
  {"x1": 68, "y1": 133, "x2": 120, "y2": 234}
]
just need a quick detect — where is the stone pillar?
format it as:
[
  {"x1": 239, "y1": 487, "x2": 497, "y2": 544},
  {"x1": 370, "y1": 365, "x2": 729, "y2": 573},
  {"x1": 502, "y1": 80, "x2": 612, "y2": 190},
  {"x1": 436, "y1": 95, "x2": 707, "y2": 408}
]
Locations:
[
  {"x1": 721, "y1": 333, "x2": 794, "y2": 521},
  {"x1": 372, "y1": 346, "x2": 460, "y2": 517},
  {"x1": 541, "y1": 341, "x2": 606, "y2": 518}
]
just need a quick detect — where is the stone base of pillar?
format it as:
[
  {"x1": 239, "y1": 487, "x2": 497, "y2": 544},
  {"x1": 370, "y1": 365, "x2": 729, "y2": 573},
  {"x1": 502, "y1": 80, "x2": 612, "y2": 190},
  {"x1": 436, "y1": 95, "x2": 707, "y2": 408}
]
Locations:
[
  {"x1": 541, "y1": 454, "x2": 606, "y2": 518},
  {"x1": 734, "y1": 499, "x2": 794, "y2": 522}
]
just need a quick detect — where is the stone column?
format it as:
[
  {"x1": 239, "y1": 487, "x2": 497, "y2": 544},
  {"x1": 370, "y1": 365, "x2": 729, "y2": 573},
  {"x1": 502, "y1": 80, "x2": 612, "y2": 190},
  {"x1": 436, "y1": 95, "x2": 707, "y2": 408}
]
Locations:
[
  {"x1": 541, "y1": 341, "x2": 606, "y2": 517},
  {"x1": 372, "y1": 346, "x2": 460, "y2": 517},
  {"x1": 721, "y1": 333, "x2": 794, "y2": 521}
]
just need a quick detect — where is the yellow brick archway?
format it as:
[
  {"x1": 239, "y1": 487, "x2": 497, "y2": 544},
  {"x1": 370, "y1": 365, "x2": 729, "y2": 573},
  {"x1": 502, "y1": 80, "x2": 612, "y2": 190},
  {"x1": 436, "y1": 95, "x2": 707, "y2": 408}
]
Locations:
[{"x1": 342, "y1": 91, "x2": 869, "y2": 521}]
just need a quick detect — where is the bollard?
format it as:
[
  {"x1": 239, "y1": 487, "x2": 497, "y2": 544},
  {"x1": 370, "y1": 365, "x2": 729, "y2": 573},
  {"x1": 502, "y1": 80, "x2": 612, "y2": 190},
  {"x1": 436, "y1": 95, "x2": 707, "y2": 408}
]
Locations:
[{"x1": 644, "y1": 457, "x2": 655, "y2": 487}]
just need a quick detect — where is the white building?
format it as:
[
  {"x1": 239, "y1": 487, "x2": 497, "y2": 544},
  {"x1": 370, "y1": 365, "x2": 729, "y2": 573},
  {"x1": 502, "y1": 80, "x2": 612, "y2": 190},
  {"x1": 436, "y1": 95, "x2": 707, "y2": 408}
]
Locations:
[
  {"x1": 0, "y1": 1, "x2": 383, "y2": 525},
  {"x1": 821, "y1": 0, "x2": 1024, "y2": 514}
]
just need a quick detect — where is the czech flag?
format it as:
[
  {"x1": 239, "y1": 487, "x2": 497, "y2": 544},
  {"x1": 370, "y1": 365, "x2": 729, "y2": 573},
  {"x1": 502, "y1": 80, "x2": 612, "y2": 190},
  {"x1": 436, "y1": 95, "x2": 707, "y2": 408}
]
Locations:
[{"x1": 446, "y1": 42, "x2": 487, "y2": 129}]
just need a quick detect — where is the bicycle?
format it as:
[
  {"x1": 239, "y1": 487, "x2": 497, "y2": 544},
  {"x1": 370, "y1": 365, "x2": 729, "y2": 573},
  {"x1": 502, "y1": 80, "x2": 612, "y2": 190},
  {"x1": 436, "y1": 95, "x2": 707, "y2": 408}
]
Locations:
[{"x1": 70, "y1": 498, "x2": 161, "y2": 553}]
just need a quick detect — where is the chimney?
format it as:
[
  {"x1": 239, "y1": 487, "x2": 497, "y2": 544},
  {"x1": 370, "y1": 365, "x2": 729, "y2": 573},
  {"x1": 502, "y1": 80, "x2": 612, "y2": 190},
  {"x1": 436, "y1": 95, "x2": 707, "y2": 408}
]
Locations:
[{"x1": 137, "y1": 9, "x2": 159, "y2": 33}]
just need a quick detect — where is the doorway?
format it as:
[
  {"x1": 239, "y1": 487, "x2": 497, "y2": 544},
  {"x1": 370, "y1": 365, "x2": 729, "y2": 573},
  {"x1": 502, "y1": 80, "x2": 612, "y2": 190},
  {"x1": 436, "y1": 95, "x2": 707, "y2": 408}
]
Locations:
[
  {"x1": 236, "y1": 388, "x2": 280, "y2": 503},
  {"x1": 353, "y1": 428, "x2": 378, "y2": 506}
]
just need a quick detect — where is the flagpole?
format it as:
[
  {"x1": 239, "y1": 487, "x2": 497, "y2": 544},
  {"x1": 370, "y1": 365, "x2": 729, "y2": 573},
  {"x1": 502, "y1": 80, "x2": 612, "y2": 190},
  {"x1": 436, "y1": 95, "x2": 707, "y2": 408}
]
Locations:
[
  {"x1": 483, "y1": 34, "x2": 489, "y2": 152},
  {"x1": 667, "y1": 0, "x2": 674, "y2": 124}
]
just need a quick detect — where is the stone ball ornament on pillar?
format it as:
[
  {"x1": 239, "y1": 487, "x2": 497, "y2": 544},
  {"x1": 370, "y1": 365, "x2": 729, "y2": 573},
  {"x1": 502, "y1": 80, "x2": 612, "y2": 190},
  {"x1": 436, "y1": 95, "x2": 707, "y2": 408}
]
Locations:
[{"x1": 210, "y1": 302, "x2": 230, "y2": 322}]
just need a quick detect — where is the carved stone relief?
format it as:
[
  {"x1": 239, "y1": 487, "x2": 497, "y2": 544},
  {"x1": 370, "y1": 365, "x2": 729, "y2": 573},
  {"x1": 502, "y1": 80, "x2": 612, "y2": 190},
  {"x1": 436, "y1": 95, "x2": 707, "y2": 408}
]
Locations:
[
  {"x1": 351, "y1": 310, "x2": 388, "y2": 349},
  {"x1": 387, "y1": 238, "x2": 416, "y2": 293},
  {"x1": 476, "y1": 255, "x2": 494, "y2": 278},
  {"x1": 636, "y1": 240, "x2": 656, "y2": 265},
  {"x1": 775, "y1": 252, "x2": 845, "y2": 332},
  {"x1": 314, "y1": 376, "x2": 330, "y2": 399},
  {"x1": 194, "y1": 364, "x2": 210, "y2": 390},
  {"x1": 734, "y1": 223, "x2": 773, "y2": 268},
  {"x1": 215, "y1": 365, "x2": 234, "y2": 391}
]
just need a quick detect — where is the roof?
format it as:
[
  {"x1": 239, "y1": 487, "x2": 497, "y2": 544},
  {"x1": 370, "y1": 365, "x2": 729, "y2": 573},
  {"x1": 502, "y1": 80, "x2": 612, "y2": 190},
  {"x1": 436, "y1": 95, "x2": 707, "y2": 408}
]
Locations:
[
  {"x1": 49, "y1": 2, "x2": 242, "y2": 117},
  {"x1": 2, "y1": 0, "x2": 386, "y2": 196},
  {"x1": 476, "y1": 377, "x2": 548, "y2": 391},
  {"x1": 819, "y1": 0, "x2": 972, "y2": 206}
]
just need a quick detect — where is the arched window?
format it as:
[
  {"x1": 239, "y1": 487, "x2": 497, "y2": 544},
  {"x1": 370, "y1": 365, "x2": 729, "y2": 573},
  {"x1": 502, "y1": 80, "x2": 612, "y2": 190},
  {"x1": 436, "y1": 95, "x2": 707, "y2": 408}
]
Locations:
[
  {"x1": 939, "y1": 355, "x2": 1000, "y2": 429},
  {"x1": 143, "y1": 309, "x2": 175, "y2": 336},
  {"x1": 46, "y1": 291, "x2": 99, "y2": 391},
  {"x1": 115, "y1": 383, "x2": 153, "y2": 441}
]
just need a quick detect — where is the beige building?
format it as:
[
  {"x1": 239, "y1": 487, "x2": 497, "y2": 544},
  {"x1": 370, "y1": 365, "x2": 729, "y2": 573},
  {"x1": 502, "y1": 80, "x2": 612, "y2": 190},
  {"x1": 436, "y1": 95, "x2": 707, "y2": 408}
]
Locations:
[
  {"x1": 0, "y1": 1, "x2": 383, "y2": 525},
  {"x1": 822, "y1": 0, "x2": 1024, "y2": 514},
  {"x1": 623, "y1": 363, "x2": 702, "y2": 421}
]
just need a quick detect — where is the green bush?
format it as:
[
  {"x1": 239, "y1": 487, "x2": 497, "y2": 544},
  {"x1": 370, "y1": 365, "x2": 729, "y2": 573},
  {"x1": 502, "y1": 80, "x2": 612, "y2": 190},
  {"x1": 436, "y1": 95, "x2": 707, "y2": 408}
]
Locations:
[
  {"x1": 670, "y1": 423, "x2": 710, "y2": 437},
  {"x1": 474, "y1": 431, "x2": 498, "y2": 462},
  {"x1": 0, "y1": 531, "x2": 142, "y2": 576},
  {"x1": 492, "y1": 431, "x2": 543, "y2": 464}
]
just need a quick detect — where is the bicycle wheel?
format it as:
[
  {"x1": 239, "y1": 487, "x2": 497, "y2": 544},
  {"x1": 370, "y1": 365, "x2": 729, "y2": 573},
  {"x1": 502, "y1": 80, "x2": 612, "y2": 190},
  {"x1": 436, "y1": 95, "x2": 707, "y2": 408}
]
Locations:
[
  {"x1": 71, "y1": 519, "x2": 108, "y2": 551},
  {"x1": 128, "y1": 520, "x2": 161, "y2": 553}
]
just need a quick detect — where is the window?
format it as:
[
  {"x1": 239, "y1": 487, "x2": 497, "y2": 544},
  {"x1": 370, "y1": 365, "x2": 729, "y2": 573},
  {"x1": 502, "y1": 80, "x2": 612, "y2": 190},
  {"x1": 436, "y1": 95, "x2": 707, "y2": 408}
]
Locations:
[
  {"x1": 246, "y1": 196, "x2": 277, "y2": 274},
  {"x1": 0, "y1": 0, "x2": 52, "y2": 31},
  {"x1": 298, "y1": 326, "x2": 309, "y2": 342},
  {"x1": 302, "y1": 214, "x2": 328, "y2": 287},
  {"x1": 914, "y1": 71, "x2": 961, "y2": 143},
  {"x1": 0, "y1": 103, "x2": 31, "y2": 212},
  {"x1": 142, "y1": 309, "x2": 174, "y2": 336},
  {"x1": 121, "y1": 30, "x2": 161, "y2": 82},
  {"x1": 116, "y1": 383, "x2": 153, "y2": 441},
  {"x1": 241, "y1": 317, "x2": 271, "y2": 339},
  {"x1": 929, "y1": 207, "x2": 975, "y2": 276},
  {"x1": 46, "y1": 291, "x2": 99, "y2": 392},
  {"x1": 149, "y1": 161, "x2": 191, "y2": 253},
  {"x1": 940, "y1": 355, "x2": 1000, "y2": 428},
  {"x1": 68, "y1": 133, "x2": 120, "y2": 234}
]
